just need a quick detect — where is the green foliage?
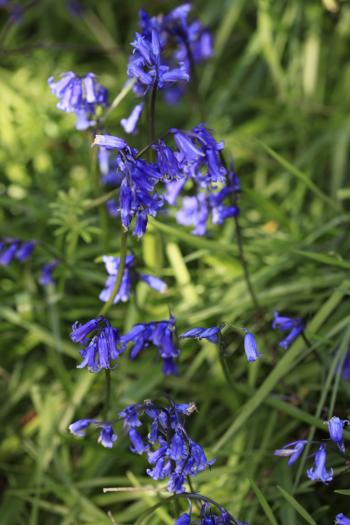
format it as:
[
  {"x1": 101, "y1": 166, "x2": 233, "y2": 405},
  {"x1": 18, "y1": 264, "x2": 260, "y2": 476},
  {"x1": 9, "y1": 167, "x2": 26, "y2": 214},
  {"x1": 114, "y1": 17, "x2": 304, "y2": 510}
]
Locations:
[{"x1": 1, "y1": 1, "x2": 350, "y2": 524}]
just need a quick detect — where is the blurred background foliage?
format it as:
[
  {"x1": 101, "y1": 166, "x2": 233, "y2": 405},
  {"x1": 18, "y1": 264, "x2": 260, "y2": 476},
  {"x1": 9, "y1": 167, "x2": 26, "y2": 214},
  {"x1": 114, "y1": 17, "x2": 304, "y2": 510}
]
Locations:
[{"x1": 1, "y1": 0, "x2": 350, "y2": 524}]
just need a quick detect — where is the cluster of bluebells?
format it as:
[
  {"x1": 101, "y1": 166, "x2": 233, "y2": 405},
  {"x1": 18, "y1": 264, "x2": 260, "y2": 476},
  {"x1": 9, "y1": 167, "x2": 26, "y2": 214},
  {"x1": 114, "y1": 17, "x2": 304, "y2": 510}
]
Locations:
[
  {"x1": 156, "y1": 128, "x2": 240, "y2": 236},
  {"x1": 174, "y1": 500, "x2": 247, "y2": 525},
  {"x1": 274, "y1": 416, "x2": 349, "y2": 484},
  {"x1": 93, "y1": 124, "x2": 240, "y2": 238},
  {"x1": 94, "y1": 134, "x2": 163, "y2": 237},
  {"x1": 99, "y1": 253, "x2": 166, "y2": 304},
  {"x1": 70, "y1": 312, "x2": 221, "y2": 374},
  {"x1": 272, "y1": 312, "x2": 305, "y2": 350},
  {"x1": 119, "y1": 400, "x2": 214, "y2": 493},
  {"x1": 48, "y1": 72, "x2": 108, "y2": 130},
  {"x1": 0, "y1": 237, "x2": 60, "y2": 287},
  {"x1": 69, "y1": 400, "x2": 214, "y2": 493},
  {"x1": 126, "y1": 3, "x2": 212, "y2": 115},
  {"x1": 70, "y1": 316, "x2": 122, "y2": 373}
]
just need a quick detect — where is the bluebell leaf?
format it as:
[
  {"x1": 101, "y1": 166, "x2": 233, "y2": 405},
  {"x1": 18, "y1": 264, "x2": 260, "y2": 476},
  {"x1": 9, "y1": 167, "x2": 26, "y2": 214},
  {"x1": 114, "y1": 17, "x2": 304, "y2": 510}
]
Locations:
[
  {"x1": 306, "y1": 445, "x2": 333, "y2": 484},
  {"x1": 243, "y1": 330, "x2": 261, "y2": 362}
]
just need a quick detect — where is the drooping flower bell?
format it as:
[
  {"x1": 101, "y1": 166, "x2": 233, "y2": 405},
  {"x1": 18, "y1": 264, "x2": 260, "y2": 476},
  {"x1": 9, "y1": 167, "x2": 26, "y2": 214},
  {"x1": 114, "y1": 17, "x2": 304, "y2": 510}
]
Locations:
[
  {"x1": 274, "y1": 440, "x2": 308, "y2": 466},
  {"x1": 326, "y1": 416, "x2": 348, "y2": 454},
  {"x1": 0, "y1": 238, "x2": 36, "y2": 266},
  {"x1": 306, "y1": 445, "x2": 333, "y2": 484},
  {"x1": 99, "y1": 254, "x2": 166, "y2": 304},
  {"x1": 336, "y1": 514, "x2": 350, "y2": 525},
  {"x1": 93, "y1": 134, "x2": 163, "y2": 238},
  {"x1": 70, "y1": 317, "x2": 122, "y2": 372},
  {"x1": 243, "y1": 329, "x2": 261, "y2": 362},
  {"x1": 272, "y1": 311, "x2": 305, "y2": 350},
  {"x1": 39, "y1": 260, "x2": 59, "y2": 287},
  {"x1": 48, "y1": 72, "x2": 108, "y2": 130},
  {"x1": 69, "y1": 419, "x2": 117, "y2": 448}
]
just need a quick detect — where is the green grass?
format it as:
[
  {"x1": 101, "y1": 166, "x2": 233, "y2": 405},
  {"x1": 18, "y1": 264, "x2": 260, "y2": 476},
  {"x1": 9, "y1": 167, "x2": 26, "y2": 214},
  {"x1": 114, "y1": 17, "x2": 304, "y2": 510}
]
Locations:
[{"x1": 1, "y1": 0, "x2": 350, "y2": 523}]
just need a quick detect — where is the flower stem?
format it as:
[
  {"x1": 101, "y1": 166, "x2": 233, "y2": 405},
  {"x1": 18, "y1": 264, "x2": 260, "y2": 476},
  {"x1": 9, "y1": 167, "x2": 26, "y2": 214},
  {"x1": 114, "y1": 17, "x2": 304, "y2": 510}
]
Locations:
[
  {"x1": 233, "y1": 214, "x2": 260, "y2": 312},
  {"x1": 104, "y1": 368, "x2": 111, "y2": 419},
  {"x1": 148, "y1": 81, "x2": 158, "y2": 147},
  {"x1": 98, "y1": 230, "x2": 129, "y2": 317}
]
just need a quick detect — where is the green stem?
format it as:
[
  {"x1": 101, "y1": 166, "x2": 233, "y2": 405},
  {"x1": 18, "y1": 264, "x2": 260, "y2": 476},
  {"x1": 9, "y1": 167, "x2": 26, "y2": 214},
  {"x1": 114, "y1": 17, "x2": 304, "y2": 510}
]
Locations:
[
  {"x1": 233, "y1": 214, "x2": 260, "y2": 312},
  {"x1": 104, "y1": 368, "x2": 111, "y2": 419},
  {"x1": 148, "y1": 81, "x2": 158, "y2": 148},
  {"x1": 84, "y1": 188, "x2": 119, "y2": 209},
  {"x1": 90, "y1": 138, "x2": 109, "y2": 251},
  {"x1": 98, "y1": 230, "x2": 129, "y2": 317}
]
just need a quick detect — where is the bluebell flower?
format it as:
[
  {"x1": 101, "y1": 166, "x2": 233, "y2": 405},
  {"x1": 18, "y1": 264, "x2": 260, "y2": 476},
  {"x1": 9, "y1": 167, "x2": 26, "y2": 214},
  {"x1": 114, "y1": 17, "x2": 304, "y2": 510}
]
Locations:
[
  {"x1": 327, "y1": 416, "x2": 348, "y2": 453},
  {"x1": 99, "y1": 254, "x2": 166, "y2": 304},
  {"x1": 119, "y1": 399, "x2": 213, "y2": 493},
  {"x1": 174, "y1": 514, "x2": 191, "y2": 525},
  {"x1": 69, "y1": 418, "x2": 96, "y2": 437},
  {"x1": 120, "y1": 315, "x2": 179, "y2": 375},
  {"x1": 66, "y1": 0, "x2": 84, "y2": 17},
  {"x1": 39, "y1": 260, "x2": 59, "y2": 287},
  {"x1": 306, "y1": 444, "x2": 333, "y2": 484},
  {"x1": 127, "y1": 28, "x2": 189, "y2": 97},
  {"x1": 70, "y1": 317, "x2": 122, "y2": 372},
  {"x1": 97, "y1": 423, "x2": 118, "y2": 448},
  {"x1": 336, "y1": 514, "x2": 350, "y2": 525},
  {"x1": 177, "y1": 195, "x2": 209, "y2": 236},
  {"x1": 48, "y1": 72, "x2": 108, "y2": 130},
  {"x1": 136, "y1": 5, "x2": 212, "y2": 105},
  {"x1": 272, "y1": 311, "x2": 305, "y2": 350},
  {"x1": 339, "y1": 348, "x2": 350, "y2": 380},
  {"x1": 243, "y1": 329, "x2": 261, "y2": 362},
  {"x1": 274, "y1": 440, "x2": 308, "y2": 465},
  {"x1": 121, "y1": 102, "x2": 144, "y2": 134},
  {"x1": 0, "y1": 239, "x2": 36, "y2": 266},
  {"x1": 69, "y1": 419, "x2": 118, "y2": 448},
  {"x1": 180, "y1": 326, "x2": 221, "y2": 343},
  {"x1": 94, "y1": 135, "x2": 163, "y2": 237}
]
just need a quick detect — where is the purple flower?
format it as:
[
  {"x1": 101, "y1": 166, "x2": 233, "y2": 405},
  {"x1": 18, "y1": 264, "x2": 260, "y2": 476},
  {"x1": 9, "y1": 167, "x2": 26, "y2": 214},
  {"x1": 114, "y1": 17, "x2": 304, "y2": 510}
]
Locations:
[
  {"x1": 48, "y1": 72, "x2": 108, "y2": 130},
  {"x1": 69, "y1": 418, "x2": 96, "y2": 437},
  {"x1": 70, "y1": 317, "x2": 122, "y2": 372},
  {"x1": 0, "y1": 239, "x2": 36, "y2": 266},
  {"x1": 243, "y1": 330, "x2": 261, "y2": 362},
  {"x1": 174, "y1": 514, "x2": 191, "y2": 525},
  {"x1": 306, "y1": 445, "x2": 333, "y2": 484},
  {"x1": 177, "y1": 194, "x2": 209, "y2": 236},
  {"x1": 39, "y1": 260, "x2": 59, "y2": 287},
  {"x1": 327, "y1": 416, "x2": 348, "y2": 454},
  {"x1": 120, "y1": 315, "x2": 179, "y2": 375},
  {"x1": 127, "y1": 28, "x2": 189, "y2": 96},
  {"x1": 180, "y1": 326, "x2": 221, "y2": 344},
  {"x1": 339, "y1": 348, "x2": 350, "y2": 380},
  {"x1": 274, "y1": 440, "x2": 308, "y2": 466},
  {"x1": 99, "y1": 254, "x2": 166, "y2": 305},
  {"x1": 97, "y1": 423, "x2": 118, "y2": 448},
  {"x1": 336, "y1": 514, "x2": 350, "y2": 525},
  {"x1": 69, "y1": 419, "x2": 118, "y2": 448},
  {"x1": 272, "y1": 311, "x2": 305, "y2": 350},
  {"x1": 93, "y1": 136, "x2": 163, "y2": 237},
  {"x1": 120, "y1": 400, "x2": 213, "y2": 494},
  {"x1": 121, "y1": 103, "x2": 144, "y2": 134}
]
